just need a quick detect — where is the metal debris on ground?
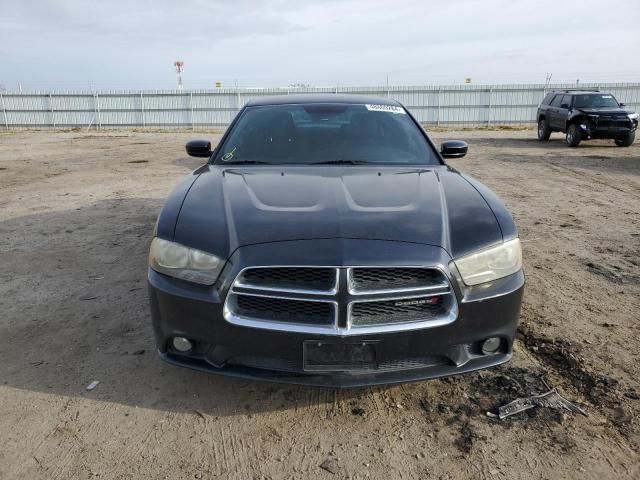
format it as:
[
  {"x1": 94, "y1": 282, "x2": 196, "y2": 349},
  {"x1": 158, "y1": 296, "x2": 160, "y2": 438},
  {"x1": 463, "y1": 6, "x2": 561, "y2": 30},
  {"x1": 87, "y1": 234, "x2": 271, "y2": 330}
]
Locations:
[
  {"x1": 494, "y1": 388, "x2": 587, "y2": 420},
  {"x1": 85, "y1": 380, "x2": 100, "y2": 391}
]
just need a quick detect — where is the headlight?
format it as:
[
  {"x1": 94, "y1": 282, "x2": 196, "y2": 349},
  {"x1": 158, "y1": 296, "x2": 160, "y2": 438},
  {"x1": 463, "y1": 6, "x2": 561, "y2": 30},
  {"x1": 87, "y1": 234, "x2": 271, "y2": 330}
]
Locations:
[
  {"x1": 453, "y1": 238, "x2": 522, "y2": 286},
  {"x1": 149, "y1": 237, "x2": 224, "y2": 285},
  {"x1": 628, "y1": 113, "x2": 639, "y2": 120}
]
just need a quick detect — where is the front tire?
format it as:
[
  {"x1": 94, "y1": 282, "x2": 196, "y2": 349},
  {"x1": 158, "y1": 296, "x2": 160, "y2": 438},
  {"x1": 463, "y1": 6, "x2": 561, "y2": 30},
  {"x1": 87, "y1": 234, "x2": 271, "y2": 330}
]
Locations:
[
  {"x1": 566, "y1": 124, "x2": 582, "y2": 147},
  {"x1": 615, "y1": 131, "x2": 635, "y2": 147},
  {"x1": 537, "y1": 119, "x2": 551, "y2": 141}
]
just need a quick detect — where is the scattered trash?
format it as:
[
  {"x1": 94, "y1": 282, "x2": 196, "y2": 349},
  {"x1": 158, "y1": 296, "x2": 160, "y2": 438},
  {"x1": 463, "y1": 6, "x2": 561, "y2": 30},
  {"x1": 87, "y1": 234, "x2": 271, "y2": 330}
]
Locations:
[
  {"x1": 493, "y1": 388, "x2": 587, "y2": 420},
  {"x1": 86, "y1": 380, "x2": 100, "y2": 391},
  {"x1": 320, "y1": 458, "x2": 340, "y2": 475}
]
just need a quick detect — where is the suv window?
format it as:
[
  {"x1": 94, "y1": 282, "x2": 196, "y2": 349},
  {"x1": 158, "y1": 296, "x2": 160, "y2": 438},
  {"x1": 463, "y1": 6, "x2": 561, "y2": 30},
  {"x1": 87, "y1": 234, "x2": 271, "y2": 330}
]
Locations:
[
  {"x1": 541, "y1": 93, "x2": 555, "y2": 105},
  {"x1": 216, "y1": 103, "x2": 440, "y2": 165},
  {"x1": 560, "y1": 95, "x2": 572, "y2": 109},
  {"x1": 574, "y1": 94, "x2": 619, "y2": 109},
  {"x1": 550, "y1": 95, "x2": 563, "y2": 107}
]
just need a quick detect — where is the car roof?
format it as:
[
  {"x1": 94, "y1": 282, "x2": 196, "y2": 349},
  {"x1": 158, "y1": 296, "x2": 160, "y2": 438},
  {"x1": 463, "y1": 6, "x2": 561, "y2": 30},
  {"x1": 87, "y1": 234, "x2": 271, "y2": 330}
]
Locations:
[
  {"x1": 551, "y1": 90, "x2": 604, "y2": 95},
  {"x1": 245, "y1": 93, "x2": 402, "y2": 107}
]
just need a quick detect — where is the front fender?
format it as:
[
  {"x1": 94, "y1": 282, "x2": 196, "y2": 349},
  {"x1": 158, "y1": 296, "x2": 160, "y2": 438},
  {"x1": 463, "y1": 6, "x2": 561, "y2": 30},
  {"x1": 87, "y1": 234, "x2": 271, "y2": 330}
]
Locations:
[{"x1": 156, "y1": 172, "x2": 202, "y2": 240}]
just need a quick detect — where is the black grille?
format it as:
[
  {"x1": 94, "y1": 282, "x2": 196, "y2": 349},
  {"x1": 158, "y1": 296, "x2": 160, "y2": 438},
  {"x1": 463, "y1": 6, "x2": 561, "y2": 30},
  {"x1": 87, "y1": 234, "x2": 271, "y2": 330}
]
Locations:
[
  {"x1": 378, "y1": 356, "x2": 449, "y2": 371},
  {"x1": 226, "y1": 355, "x2": 300, "y2": 372},
  {"x1": 234, "y1": 295, "x2": 334, "y2": 325},
  {"x1": 350, "y1": 267, "x2": 444, "y2": 292},
  {"x1": 225, "y1": 354, "x2": 448, "y2": 373},
  {"x1": 596, "y1": 115, "x2": 630, "y2": 128},
  {"x1": 350, "y1": 297, "x2": 444, "y2": 326},
  {"x1": 241, "y1": 267, "x2": 335, "y2": 291}
]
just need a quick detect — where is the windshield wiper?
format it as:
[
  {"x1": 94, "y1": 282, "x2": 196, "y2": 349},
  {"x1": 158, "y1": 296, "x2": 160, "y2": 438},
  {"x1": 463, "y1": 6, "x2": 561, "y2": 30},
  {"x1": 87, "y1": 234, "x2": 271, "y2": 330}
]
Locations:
[
  {"x1": 310, "y1": 159, "x2": 372, "y2": 165},
  {"x1": 220, "y1": 160, "x2": 271, "y2": 165}
]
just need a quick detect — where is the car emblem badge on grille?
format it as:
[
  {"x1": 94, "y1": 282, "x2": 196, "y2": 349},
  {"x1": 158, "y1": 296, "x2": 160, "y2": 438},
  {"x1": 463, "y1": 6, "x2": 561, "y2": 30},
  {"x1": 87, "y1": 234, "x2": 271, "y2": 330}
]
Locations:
[{"x1": 394, "y1": 297, "x2": 438, "y2": 307}]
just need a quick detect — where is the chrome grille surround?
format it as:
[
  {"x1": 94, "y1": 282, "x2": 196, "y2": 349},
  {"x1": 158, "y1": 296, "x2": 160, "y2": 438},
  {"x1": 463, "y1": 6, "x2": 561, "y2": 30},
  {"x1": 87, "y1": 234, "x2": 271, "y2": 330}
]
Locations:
[{"x1": 224, "y1": 266, "x2": 458, "y2": 335}]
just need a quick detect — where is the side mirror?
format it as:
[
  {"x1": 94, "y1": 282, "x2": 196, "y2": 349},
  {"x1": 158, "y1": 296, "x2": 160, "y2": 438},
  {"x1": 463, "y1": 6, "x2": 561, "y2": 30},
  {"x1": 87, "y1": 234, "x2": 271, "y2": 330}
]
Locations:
[
  {"x1": 619, "y1": 102, "x2": 626, "y2": 107},
  {"x1": 560, "y1": 103, "x2": 569, "y2": 109},
  {"x1": 185, "y1": 139, "x2": 212, "y2": 158},
  {"x1": 441, "y1": 140, "x2": 468, "y2": 159}
]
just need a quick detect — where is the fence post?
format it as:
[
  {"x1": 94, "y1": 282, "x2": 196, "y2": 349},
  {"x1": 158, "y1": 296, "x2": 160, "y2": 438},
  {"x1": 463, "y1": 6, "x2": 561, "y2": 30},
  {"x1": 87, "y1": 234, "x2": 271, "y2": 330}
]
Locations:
[
  {"x1": 140, "y1": 92, "x2": 145, "y2": 128},
  {"x1": 190, "y1": 91, "x2": 194, "y2": 130},
  {"x1": 487, "y1": 87, "x2": 492, "y2": 127},
  {"x1": 96, "y1": 92, "x2": 101, "y2": 129},
  {"x1": 92, "y1": 92, "x2": 98, "y2": 130},
  {"x1": 437, "y1": 88, "x2": 441, "y2": 127},
  {"x1": 0, "y1": 92, "x2": 8, "y2": 130},
  {"x1": 49, "y1": 92, "x2": 56, "y2": 128}
]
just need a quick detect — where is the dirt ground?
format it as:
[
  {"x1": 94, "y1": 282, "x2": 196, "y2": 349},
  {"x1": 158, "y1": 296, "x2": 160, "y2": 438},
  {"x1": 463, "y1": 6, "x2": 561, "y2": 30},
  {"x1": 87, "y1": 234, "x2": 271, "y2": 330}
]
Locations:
[{"x1": 1, "y1": 128, "x2": 639, "y2": 480}]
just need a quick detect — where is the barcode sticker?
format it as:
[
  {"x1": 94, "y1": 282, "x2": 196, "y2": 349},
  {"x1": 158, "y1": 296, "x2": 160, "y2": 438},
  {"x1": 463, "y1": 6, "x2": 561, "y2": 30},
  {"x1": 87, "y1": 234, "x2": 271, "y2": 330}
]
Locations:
[{"x1": 365, "y1": 104, "x2": 405, "y2": 114}]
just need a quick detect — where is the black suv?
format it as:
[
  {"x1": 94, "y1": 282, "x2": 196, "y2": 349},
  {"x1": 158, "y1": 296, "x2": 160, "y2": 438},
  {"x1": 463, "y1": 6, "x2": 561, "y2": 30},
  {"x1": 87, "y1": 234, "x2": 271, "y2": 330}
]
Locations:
[{"x1": 537, "y1": 90, "x2": 638, "y2": 147}]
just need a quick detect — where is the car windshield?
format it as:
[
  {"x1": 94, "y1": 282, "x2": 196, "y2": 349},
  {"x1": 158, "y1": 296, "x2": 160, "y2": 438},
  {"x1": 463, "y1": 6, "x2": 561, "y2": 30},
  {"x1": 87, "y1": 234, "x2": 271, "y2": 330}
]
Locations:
[
  {"x1": 215, "y1": 103, "x2": 439, "y2": 165},
  {"x1": 574, "y1": 94, "x2": 619, "y2": 109}
]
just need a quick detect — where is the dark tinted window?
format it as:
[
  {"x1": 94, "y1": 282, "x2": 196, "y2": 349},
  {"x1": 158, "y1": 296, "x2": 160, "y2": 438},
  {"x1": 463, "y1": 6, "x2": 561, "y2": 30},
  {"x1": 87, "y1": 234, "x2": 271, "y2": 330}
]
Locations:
[
  {"x1": 574, "y1": 94, "x2": 619, "y2": 108},
  {"x1": 541, "y1": 93, "x2": 554, "y2": 105},
  {"x1": 560, "y1": 95, "x2": 572, "y2": 108},
  {"x1": 550, "y1": 95, "x2": 563, "y2": 107},
  {"x1": 216, "y1": 103, "x2": 439, "y2": 165}
]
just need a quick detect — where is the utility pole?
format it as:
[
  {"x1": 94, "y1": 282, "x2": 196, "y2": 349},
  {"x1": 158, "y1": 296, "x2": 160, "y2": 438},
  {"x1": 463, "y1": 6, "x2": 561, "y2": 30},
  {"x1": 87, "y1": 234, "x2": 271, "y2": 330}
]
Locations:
[{"x1": 174, "y1": 61, "x2": 184, "y2": 89}]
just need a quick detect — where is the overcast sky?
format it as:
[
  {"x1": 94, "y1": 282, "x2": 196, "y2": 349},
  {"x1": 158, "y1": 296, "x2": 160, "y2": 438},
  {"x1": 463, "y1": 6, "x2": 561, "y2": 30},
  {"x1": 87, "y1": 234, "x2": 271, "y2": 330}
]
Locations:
[{"x1": 1, "y1": 0, "x2": 639, "y2": 90}]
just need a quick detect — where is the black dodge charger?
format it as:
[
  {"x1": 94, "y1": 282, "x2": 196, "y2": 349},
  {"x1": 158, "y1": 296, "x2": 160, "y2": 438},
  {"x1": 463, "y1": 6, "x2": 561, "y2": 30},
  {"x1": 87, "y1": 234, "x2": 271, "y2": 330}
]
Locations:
[{"x1": 148, "y1": 94, "x2": 524, "y2": 387}]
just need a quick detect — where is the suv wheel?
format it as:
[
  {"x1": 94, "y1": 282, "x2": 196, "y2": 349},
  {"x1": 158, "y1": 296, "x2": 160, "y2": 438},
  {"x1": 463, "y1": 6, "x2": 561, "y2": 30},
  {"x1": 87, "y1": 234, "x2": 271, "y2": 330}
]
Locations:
[
  {"x1": 566, "y1": 124, "x2": 582, "y2": 147},
  {"x1": 537, "y1": 119, "x2": 551, "y2": 141},
  {"x1": 615, "y1": 131, "x2": 635, "y2": 147}
]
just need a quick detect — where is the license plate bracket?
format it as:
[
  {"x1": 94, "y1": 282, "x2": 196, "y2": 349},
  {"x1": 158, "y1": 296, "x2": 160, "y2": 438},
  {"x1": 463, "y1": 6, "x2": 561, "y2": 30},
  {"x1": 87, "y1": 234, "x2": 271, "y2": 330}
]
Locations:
[{"x1": 303, "y1": 340, "x2": 378, "y2": 372}]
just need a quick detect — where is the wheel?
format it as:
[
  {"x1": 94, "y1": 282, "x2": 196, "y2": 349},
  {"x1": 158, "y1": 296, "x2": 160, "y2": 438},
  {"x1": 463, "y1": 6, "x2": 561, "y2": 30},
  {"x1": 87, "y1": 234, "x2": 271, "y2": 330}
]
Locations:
[
  {"x1": 615, "y1": 131, "x2": 635, "y2": 147},
  {"x1": 566, "y1": 124, "x2": 582, "y2": 147},
  {"x1": 537, "y1": 119, "x2": 551, "y2": 141}
]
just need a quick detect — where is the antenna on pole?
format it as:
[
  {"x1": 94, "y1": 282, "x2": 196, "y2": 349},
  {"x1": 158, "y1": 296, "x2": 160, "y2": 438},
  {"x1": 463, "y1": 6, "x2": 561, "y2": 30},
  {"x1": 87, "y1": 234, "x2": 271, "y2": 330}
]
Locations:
[{"x1": 174, "y1": 61, "x2": 184, "y2": 89}]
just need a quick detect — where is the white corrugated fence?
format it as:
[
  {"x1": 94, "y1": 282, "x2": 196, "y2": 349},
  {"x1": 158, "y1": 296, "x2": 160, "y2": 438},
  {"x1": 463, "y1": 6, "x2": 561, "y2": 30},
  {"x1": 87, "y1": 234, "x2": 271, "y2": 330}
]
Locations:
[{"x1": 1, "y1": 83, "x2": 639, "y2": 129}]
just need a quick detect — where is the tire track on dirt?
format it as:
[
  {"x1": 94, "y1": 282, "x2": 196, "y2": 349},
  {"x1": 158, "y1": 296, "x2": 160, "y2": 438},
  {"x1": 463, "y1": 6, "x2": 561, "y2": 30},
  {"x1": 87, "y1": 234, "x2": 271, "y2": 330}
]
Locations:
[{"x1": 547, "y1": 164, "x2": 640, "y2": 200}]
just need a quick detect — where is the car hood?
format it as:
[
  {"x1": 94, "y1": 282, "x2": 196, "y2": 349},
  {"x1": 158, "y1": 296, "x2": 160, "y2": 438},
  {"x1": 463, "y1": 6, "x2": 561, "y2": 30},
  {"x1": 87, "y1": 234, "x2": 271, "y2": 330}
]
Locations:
[
  {"x1": 173, "y1": 165, "x2": 504, "y2": 259},
  {"x1": 574, "y1": 107, "x2": 631, "y2": 115}
]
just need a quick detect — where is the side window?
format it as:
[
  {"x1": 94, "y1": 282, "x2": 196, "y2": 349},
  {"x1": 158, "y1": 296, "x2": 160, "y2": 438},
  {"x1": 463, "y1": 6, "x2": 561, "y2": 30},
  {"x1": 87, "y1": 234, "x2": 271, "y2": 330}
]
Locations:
[
  {"x1": 550, "y1": 95, "x2": 563, "y2": 107},
  {"x1": 542, "y1": 93, "x2": 554, "y2": 105},
  {"x1": 560, "y1": 95, "x2": 572, "y2": 108}
]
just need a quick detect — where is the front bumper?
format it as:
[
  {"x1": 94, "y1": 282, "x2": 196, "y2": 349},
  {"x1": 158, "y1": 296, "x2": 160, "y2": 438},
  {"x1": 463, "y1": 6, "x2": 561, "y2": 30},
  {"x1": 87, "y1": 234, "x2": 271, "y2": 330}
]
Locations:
[
  {"x1": 578, "y1": 118, "x2": 637, "y2": 139},
  {"x1": 148, "y1": 239, "x2": 524, "y2": 388}
]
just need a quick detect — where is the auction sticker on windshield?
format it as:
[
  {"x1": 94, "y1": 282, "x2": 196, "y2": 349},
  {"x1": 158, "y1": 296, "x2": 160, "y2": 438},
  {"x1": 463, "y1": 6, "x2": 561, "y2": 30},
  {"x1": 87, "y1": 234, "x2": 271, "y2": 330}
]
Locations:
[{"x1": 365, "y1": 104, "x2": 405, "y2": 114}]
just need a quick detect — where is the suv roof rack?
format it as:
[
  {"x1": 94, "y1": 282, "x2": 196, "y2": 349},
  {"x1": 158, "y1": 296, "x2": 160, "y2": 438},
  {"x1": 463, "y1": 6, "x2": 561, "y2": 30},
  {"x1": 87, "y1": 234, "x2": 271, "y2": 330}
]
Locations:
[{"x1": 552, "y1": 89, "x2": 600, "y2": 93}]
